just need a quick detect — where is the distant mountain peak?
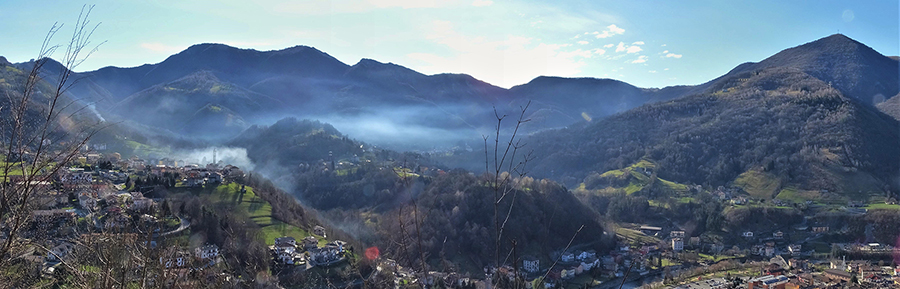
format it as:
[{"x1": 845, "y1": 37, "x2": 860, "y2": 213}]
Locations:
[
  {"x1": 181, "y1": 43, "x2": 237, "y2": 53},
  {"x1": 350, "y1": 58, "x2": 417, "y2": 71},
  {"x1": 819, "y1": 33, "x2": 858, "y2": 44},
  {"x1": 353, "y1": 58, "x2": 383, "y2": 66},
  {"x1": 345, "y1": 57, "x2": 425, "y2": 81},
  {"x1": 525, "y1": 75, "x2": 628, "y2": 86},
  {"x1": 704, "y1": 33, "x2": 900, "y2": 105}
]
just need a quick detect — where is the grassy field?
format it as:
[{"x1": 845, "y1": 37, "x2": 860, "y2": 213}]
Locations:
[
  {"x1": 124, "y1": 140, "x2": 171, "y2": 157},
  {"x1": 864, "y1": 203, "x2": 900, "y2": 210},
  {"x1": 661, "y1": 258, "x2": 681, "y2": 267},
  {"x1": 186, "y1": 183, "x2": 318, "y2": 246},
  {"x1": 600, "y1": 169, "x2": 625, "y2": 178},
  {"x1": 775, "y1": 187, "x2": 822, "y2": 203},
  {"x1": 0, "y1": 161, "x2": 25, "y2": 176},
  {"x1": 660, "y1": 179, "x2": 689, "y2": 192},
  {"x1": 732, "y1": 170, "x2": 781, "y2": 199},
  {"x1": 699, "y1": 253, "x2": 739, "y2": 263},
  {"x1": 616, "y1": 228, "x2": 661, "y2": 244},
  {"x1": 597, "y1": 159, "x2": 690, "y2": 195}
]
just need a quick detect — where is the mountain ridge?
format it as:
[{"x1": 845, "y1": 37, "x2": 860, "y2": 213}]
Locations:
[
  {"x1": 527, "y1": 65, "x2": 900, "y2": 201},
  {"x1": 4, "y1": 33, "x2": 896, "y2": 151}
]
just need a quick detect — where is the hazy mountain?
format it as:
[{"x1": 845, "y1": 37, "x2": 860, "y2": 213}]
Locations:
[
  {"x1": 224, "y1": 117, "x2": 608, "y2": 273},
  {"x1": 228, "y1": 117, "x2": 363, "y2": 167},
  {"x1": 19, "y1": 43, "x2": 694, "y2": 148},
  {"x1": 67, "y1": 44, "x2": 349, "y2": 105},
  {"x1": 109, "y1": 70, "x2": 281, "y2": 140},
  {"x1": 524, "y1": 34, "x2": 900, "y2": 201},
  {"x1": 508, "y1": 76, "x2": 683, "y2": 130},
  {"x1": 877, "y1": 93, "x2": 900, "y2": 120},
  {"x1": 528, "y1": 65, "x2": 899, "y2": 201}
]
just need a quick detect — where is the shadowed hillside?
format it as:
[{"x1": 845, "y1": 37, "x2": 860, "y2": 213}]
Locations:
[{"x1": 529, "y1": 67, "x2": 900, "y2": 201}]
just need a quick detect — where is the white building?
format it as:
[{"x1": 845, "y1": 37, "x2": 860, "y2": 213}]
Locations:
[
  {"x1": 160, "y1": 251, "x2": 189, "y2": 268},
  {"x1": 275, "y1": 236, "x2": 296, "y2": 247},
  {"x1": 47, "y1": 242, "x2": 75, "y2": 262},
  {"x1": 671, "y1": 238, "x2": 684, "y2": 252},
  {"x1": 561, "y1": 252, "x2": 575, "y2": 262},
  {"x1": 581, "y1": 257, "x2": 599, "y2": 271},
  {"x1": 278, "y1": 246, "x2": 297, "y2": 264},
  {"x1": 195, "y1": 244, "x2": 219, "y2": 260},
  {"x1": 577, "y1": 250, "x2": 596, "y2": 261},
  {"x1": 788, "y1": 244, "x2": 802, "y2": 256},
  {"x1": 313, "y1": 225, "x2": 327, "y2": 238},
  {"x1": 523, "y1": 256, "x2": 539, "y2": 273}
]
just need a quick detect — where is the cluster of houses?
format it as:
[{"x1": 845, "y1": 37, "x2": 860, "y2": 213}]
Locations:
[
  {"x1": 668, "y1": 255, "x2": 900, "y2": 289},
  {"x1": 515, "y1": 249, "x2": 601, "y2": 282},
  {"x1": 158, "y1": 244, "x2": 221, "y2": 269},
  {"x1": 486, "y1": 244, "x2": 648, "y2": 288},
  {"x1": 270, "y1": 226, "x2": 348, "y2": 269},
  {"x1": 13, "y1": 150, "x2": 251, "y2": 275},
  {"x1": 373, "y1": 258, "x2": 479, "y2": 288},
  {"x1": 750, "y1": 257, "x2": 899, "y2": 288}
]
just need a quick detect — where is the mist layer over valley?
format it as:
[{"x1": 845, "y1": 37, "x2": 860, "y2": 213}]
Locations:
[{"x1": 5, "y1": 32, "x2": 900, "y2": 282}]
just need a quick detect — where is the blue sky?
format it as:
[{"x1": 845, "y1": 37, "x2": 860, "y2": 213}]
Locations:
[{"x1": 1, "y1": 0, "x2": 896, "y2": 88}]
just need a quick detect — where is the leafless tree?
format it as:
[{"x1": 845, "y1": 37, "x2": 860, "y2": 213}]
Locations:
[
  {"x1": 481, "y1": 101, "x2": 536, "y2": 288},
  {"x1": 0, "y1": 4, "x2": 107, "y2": 287}
]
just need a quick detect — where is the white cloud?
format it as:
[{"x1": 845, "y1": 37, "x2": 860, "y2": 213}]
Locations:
[
  {"x1": 140, "y1": 42, "x2": 183, "y2": 54},
  {"x1": 614, "y1": 41, "x2": 642, "y2": 54},
  {"x1": 649, "y1": 70, "x2": 657, "y2": 73},
  {"x1": 471, "y1": 0, "x2": 493, "y2": 7},
  {"x1": 607, "y1": 24, "x2": 625, "y2": 34},
  {"x1": 577, "y1": 40, "x2": 589, "y2": 45},
  {"x1": 665, "y1": 53, "x2": 682, "y2": 58},
  {"x1": 661, "y1": 44, "x2": 667, "y2": 47},
  {"x1": 631, "y1": 55, "x2": 648, "y2": 64},
  {"x1": 409, "y1": 20, "x2": 594, "y2": 88},
  {"x1": 664, "y1": 68, "x2": 669, "y2": 71},
  {"x1": 632, "y1": 41, "x2": 644, "y2": 45},
  {"x1": 595, "y1": 24, "x2": 625, "y2": 38},
  {"x1": 662, "y1": 50, "x2": 669, "y2": 54},
  {"x1": 603, "y1": 43, "x2": 614, "y2": 48}
]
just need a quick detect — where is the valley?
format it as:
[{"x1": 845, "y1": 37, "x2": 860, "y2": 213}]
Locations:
[{"x1": 1, "y1": 19, "x2": 898, "y2": 288}]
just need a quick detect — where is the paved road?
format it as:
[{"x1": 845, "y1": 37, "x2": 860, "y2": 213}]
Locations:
[{"x1": 160, "y1": 216, "x2": 190, "y2": 237}]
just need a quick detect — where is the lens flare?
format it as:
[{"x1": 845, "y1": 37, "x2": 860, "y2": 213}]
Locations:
[{"x1": 365, "y1": 246, "x2": 380, "y2": 260}]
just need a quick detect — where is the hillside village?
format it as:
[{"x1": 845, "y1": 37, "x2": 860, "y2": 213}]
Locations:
[
  {"x1": 1, "y1": 146, "x2": 366, "y2": 287},
  {"x1": 3, "y1": 143, "x2": 900, "y2": 288}
]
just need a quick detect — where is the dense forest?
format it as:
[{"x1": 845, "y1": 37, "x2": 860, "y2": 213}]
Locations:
[
  {"x1": 371, "y1": 170, "x2": 611, "y2": 273},
  {"x1": 528, "y1": 67, "x2": 900, "y2": 198}
]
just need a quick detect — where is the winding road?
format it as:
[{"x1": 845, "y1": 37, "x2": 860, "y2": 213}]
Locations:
[{"x1": 160, "y1": 216, "x2": 190, "y2": 237}]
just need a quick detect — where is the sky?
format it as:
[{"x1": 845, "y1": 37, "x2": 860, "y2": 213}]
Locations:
[{"x1": 0, "y1": 0, "x2": 897, "y2": 89}]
